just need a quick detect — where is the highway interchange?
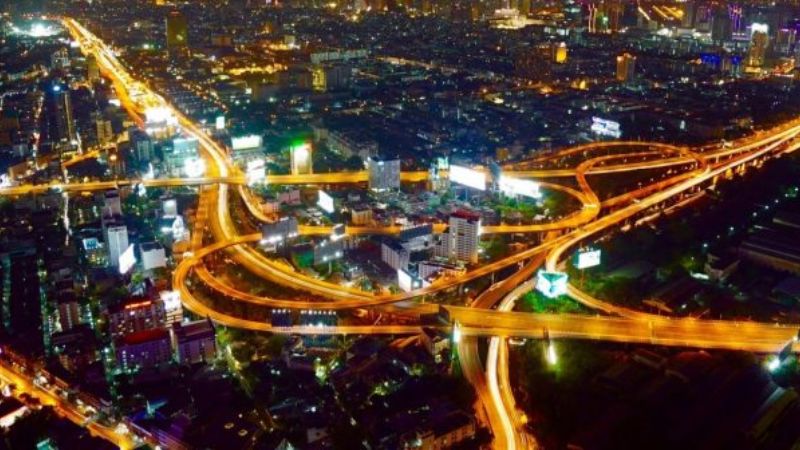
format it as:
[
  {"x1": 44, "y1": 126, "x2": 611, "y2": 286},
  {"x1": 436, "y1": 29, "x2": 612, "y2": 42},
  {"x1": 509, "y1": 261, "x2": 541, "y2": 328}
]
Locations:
[{"x1": 6, "y1": 17, "x2": 797, "y2": 450}]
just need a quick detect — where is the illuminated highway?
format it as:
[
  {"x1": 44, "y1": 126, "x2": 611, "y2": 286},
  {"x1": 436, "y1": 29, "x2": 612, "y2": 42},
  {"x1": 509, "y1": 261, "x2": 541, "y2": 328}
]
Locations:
[
  {"x1": 0, "y1": 361, "x2": 138, "y2": 449},
  {"x1": 62, "y1": 17, "x2": 800, "y2": 450}
]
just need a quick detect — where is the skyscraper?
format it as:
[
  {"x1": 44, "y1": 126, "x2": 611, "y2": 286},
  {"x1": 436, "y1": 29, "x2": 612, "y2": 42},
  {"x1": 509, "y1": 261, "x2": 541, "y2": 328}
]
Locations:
[
  {"x1": 290, "y1": 143, "x2": 313, "y2": 175},
  {"x1": 447, "y1": 210, "x2": 480, "y2": 264},
  {"x1": 616, "y1": 52, "x2": 636, "y2": 82},
  {"x1": 105, "y1": 224, "x2": 129, "y2": 269},
  {"x1": 166, "y1": 11, "x2": 188, "y2": 49},
  {"x1": 367, "y1": 156, "x2": 401, "y2": 191},
  {"x1": 747, "y1": 24, "x2": 769, "y2": 69},
  {"x1": 45, "y1": 85, "x2": 76, "y2": 147},
  {"x1": 711, "y1": 9, "x2": 733, "y2": 43},
  {"x1": 86, "y1": 54, "x2": 100, "y2": 83}
]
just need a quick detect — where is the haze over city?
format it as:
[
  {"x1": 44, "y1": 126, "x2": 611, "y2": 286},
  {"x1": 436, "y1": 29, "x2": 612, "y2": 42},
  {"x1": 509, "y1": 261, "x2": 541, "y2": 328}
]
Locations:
[{"x1": 1, "y1": 0, "x2": 800, "y2": 449}]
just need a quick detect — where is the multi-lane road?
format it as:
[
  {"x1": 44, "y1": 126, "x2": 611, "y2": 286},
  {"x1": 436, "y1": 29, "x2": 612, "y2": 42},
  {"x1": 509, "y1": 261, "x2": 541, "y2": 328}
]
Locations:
[{"x1": 61, "y1": 16, "x2": 800, "y2": 450}]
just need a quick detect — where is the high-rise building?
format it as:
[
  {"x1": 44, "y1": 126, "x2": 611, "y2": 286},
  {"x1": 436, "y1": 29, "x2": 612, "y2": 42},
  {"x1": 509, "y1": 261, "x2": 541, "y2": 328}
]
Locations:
[
  {"x1": 0, "y1": 244, "x2": 43, "y2": 355},
  {"x1": 45, "y1": 85, "x2": 76, "y2": 147},
  {"x1": 164, "y1": 137, "x2": 200, "y2": 176},
  {"x1": 165, "y1": 11, "x2": 189, "y2": 49},
  {"x1": 747, "y1": 24, "x2": 769, "y2": 68},
  {"x1": 103, "y1": 190, "x2": 122, "y2": 217},
  {"x1": 96, "y1": 117, "x2": 113, "y2": 145},
  {"x1": 367, "y1": 156, "x2": 401, "y2": 191},
  {"x1": 711, "y1": 9, "x2": 733, "y2": 43},
  {"x1": 129, "y1": 128, "x2": 154, "y2": 164},
  {"x1": 615, "y1": 52, "x2": 636, "y2": 82},
  {"x1": 86, "y1": 54, "x2": 100, "y2": 82},
  {"x1": 105, "y1": 224, "x2": 128, "y2": 269},
  {"x1": 108, "y1": 297, "x2": 167, "y2": 338},
  {"x1": 56, "y1": 294, "x2": 81, "y2": 332},
  {"x1": 553, "y1": 42, "x2": 568, "y2": 64},
  {"x1": 290, "y1": 142, "x2": 313, "y2": 175},
  {"x1": 682, "y1": 1, "x2": 697, "y2": 29},
  {"x1": 447, "y1": 211, "x2": 481, "y2": 264},
  {"x1": 775, "y1": 28, "x2": 796, "y2": 55}
]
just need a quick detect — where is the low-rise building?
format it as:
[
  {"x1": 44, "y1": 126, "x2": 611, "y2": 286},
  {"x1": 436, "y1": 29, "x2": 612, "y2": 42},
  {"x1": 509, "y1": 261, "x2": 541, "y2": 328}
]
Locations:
[
  {"x1": 172, "y1": 319, "x2": 216, "y2": 365},
  {"x1": 116, "y1": 328, "x2": 172, "y2": 371},
  {"x1": 108, "y1": 297, "x2": 166, "y2": 338}
]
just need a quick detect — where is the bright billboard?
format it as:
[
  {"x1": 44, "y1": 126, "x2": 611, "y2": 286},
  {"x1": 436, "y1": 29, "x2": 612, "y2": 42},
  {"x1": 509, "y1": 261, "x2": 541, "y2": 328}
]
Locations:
[
  {"x1": 536, "y1": 271, "x2": 568, "y2": 299},
  {"x1": 449, "y1": 165, "x2": 486, "y2": 191},
  {"x1": 591, "y1": 117, "x2": 621, "y2": 138},
  {"x1": 574, "y1": 248, "x2": 602, "y2": 269},
  {"x1": 498, "y1": 175, "x2": 541, "y2": 199},
  {"x1": 246, "y1": 159, "x2": 266, "y2": 185},
  {"x1": 118, "y1": 244, "x2": 137, "y2": 275},
  {"x1": 318, "y1": 190, "x2": 335, "y2": 214},
  {"x1": 232, "y1": 134, "x2": 263, "y2": 151}
]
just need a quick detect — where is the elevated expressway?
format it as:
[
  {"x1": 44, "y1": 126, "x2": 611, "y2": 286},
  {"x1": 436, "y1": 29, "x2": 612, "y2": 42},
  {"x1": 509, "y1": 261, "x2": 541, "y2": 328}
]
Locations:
[
  {"x1": 64, "y1": 17, "x2": 800, "y2": 450},
  {"x1": 65, "y1": 14, "x2": 800, "y2": 343}
]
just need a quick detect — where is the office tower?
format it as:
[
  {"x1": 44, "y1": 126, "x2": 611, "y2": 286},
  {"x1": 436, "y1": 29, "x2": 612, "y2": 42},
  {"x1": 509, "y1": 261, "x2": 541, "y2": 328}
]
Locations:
[
  {"x1": 447, "y1": 210, "x2": 480, "y2": 264},
  {"x1": 86, "y1": 54, "x2": 100, "y2": 82},
  {"x1": 57, "y1": 295, "x2": 81, "y2": 332},
  {"x1": 166, "y1": 11, "x2": 189, "y2": 49},
  {"x1": 775, "y1": 28, "x2": 796, "y2": 55},
  {"x1": 747, "y1": 24, "x2": 769, "y2": 68},
  {"x1": 682, "y1": 1, "x2": 697, "y2": 28},
  {"x1": 96, "y1": 117, "x2": 113, "y2": 144},
  {"x1": 108, "y1": 297, "x2": 167, "y2": 338},
  {"x1": 104, "y1": 190, "x2": 122, "y2": 217},
  {"x1": 711, "y1": 9, "x2": 733, "y2": 43},
  {"x1": 290, "y1": 142, "x2": 313, "y2": 175},
  {"x1": 45, "y1": 85, "x2": 76, "y2": 146},
  {"x1": 367, "y1": 156, "x2": 401, "y2": 191},
  {"x1": 515, "y1": 43, "x2": 554, "y2": 82},
  {"x1": 553, "y1": 42, "x2": 568, "y2": 64},
  {"x1": 164, "y1": 137, "x2": 200, "y2": 176},
  {"x1": 105, "y1": 224, "x2": 129, "y2": 269},
  {"x1": 616, "y1": 52, "x2": 636, "y2": 82},
  {"x1": 0, "y1": 244, "x2": 43, "y2": 354},
  {"x1": 129, "y1": 128, "x2": 154, "y2": 164}
]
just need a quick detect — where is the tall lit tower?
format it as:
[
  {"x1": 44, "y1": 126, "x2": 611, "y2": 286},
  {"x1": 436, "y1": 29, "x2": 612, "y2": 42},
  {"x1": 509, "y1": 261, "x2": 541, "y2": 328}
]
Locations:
[
  {"x1": 447, "y1": 210, "x2": 481, "y2": 264},
  {"x1": 166, "y1": 11, "x2": 189, "y2": 49},
  {"x1": 615, "y1": 52, "x2": 636, "y2": 82},
  {"x1": 747, "y1": 23, "x2": 769, "y2": 69},
  {"x1": 45, "y1": 84, "x2": 76, "y2": 147},
  {"x1": 290, "y1": 142, "x2": 313, "y2": 175}
]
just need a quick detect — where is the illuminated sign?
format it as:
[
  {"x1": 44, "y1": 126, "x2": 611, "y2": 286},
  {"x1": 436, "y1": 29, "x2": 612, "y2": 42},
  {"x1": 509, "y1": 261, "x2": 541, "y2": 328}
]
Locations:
[
  {"x1": 215, "y1": 115, "x2": 226, "y2": 131},
  {"x1": 318, "y1": 190, "x2": 335, "y2": 214},
  {"x1": 144, "y1": 107, "x2": 177, "y2": 125},
  {"x1": 159, "y1": 290, "x2": 182, "y2": 312},
  {"x1": 591, "y1": 117, "x2": 622, "y2": 138},
  {"x1": 183, "y1": 157, "x2": 206, "y2": 178},
  {"x1": 246, "y1": 159, "x2": 266, "y2": 186},
  {"x1": 498, "y1": 175, "x2": 541, "y2": 199},
  {"x1": 574, "y1": 248, "x2": 602, "y2": 269},
  {"x1": 449, "y1": 165, "x2": 486, "y2": 191},
  {"x1": 535, "y1": 271, "x2": 568, "y2": 298},
  {"x1": 124, "y1": 300, "x2": 153, "y2": 310},
  {"x1": 398, "y1": 269, "x2": 422, "y2": 292},
  {"x1": 163, "y1": 198, "x2": 178, "y2": 218},
  {"x1": 232, "y1": 135, "x2": 263, "y2": 151},
  {"x1": 290, "y1": 142, "x2": 312, "y2": 174},
  {"x1": 751, "y1": 22, "x2": 769, "y2": 36},
  {"x1": 172, "y1": 137, "x2": 198, "y2": 155},
  {"x1": 118, "y1": 244, "x2": 137, "y2": 275}
]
